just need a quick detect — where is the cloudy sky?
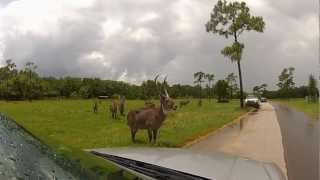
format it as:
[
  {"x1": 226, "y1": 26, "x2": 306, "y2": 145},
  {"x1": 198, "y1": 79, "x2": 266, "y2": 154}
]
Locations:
[{"x1": 0, "y1": 0, "x2": 318, "y2": 90}]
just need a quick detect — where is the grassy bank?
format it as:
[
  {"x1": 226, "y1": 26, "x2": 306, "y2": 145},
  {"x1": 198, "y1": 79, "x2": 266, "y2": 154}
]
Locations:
[
  {"x1": 275, "y1": 98, "x2": 319, "y2": 120},
  {"x1": 0, "y1": 99, "x2": 249, "y2": 176}
]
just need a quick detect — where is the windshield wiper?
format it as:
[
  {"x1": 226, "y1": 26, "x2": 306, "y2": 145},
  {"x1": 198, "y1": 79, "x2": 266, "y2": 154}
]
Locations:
[{"x1": 91, "y1": 151, "x2": 210, "y2": 180}]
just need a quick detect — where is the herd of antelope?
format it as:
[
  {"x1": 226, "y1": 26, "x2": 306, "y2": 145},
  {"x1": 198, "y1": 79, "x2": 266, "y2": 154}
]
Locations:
[{"x1": 93, "y1": 75, "x2": 192, "y2": 143}]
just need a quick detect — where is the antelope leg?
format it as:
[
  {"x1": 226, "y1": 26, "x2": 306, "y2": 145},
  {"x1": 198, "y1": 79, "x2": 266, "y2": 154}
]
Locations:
[
  {"x1": 152, "y1": 129, "x2": 158, "y2": 143},
  {"x1": 148, "y1": 129, "x2": 152, "y2": 143},
  {"x1": 131, "y1": 129, "x2": 137, "y2": 143}
]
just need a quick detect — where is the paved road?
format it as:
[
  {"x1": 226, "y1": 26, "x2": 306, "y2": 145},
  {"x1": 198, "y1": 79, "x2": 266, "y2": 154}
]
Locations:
[
  {"x1": 188, "y1": 103, "x2": 287, "y2": 177},
  {"x1": 273, "y1": 103, "x2": 319, "y2": 180},
  {"x1": 0, "y1": 114, "x2": 75, "y2": 179}
]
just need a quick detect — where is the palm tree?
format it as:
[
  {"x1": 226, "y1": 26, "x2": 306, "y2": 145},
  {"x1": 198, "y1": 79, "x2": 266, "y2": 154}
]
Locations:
[
  {"x1": 194, "y1": 71, "x2": 205, "y2": 106},
  {"x1": 205, "y1": 73, "x2": 215, "y2": 101}
]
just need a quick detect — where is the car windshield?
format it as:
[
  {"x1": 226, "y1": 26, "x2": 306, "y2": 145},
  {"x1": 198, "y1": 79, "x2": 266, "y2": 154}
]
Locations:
[{"x1": 0, "y1": 0, "x2": 317, "y2": 180}]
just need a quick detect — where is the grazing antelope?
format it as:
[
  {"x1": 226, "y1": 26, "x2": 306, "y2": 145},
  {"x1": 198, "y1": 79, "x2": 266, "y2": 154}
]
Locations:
[
  {"x1": 109, "y1": 100, "x2": 118, "y2": 119},
  {"x1": 93, "y1": 101, "x2": 98, "y2": 113},
  {"x1": 144, "y1": 100, "x2": 156, "y2": 108},
  {"x1": 179, "y1": 99, "x2": 190, "y2": 108},
  {"x1": 127, "y1": 76, "x2": 176, "y2": 143}
]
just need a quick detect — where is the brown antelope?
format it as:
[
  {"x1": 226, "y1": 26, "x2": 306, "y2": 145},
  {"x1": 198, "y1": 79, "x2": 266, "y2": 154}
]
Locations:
[
  {"x1": 109, "y1": 100, "x2": 118, "y2": 119},
  {"x1": 198, "y1": 99, "x2": 202, "y2": 106},
  {"x1": 144, "y1": 100, "x2": 156, "y2": 108},
  {"x1": 179, "y1": 99, "x2": 190, "y2": 108},
  {"x1": 119, "y1": 96, "x2": 125, "y2": 116},
  {"x1": 93, "y1": 100, "x2": 98, "y2": 113},
  {"x1": 127, "y1": 76, "x2": 176, "y2": 143}
]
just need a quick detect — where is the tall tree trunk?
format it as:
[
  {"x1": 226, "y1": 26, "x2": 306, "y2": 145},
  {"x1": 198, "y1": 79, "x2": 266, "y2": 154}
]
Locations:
[
  {"x1": 237, "y1": 61, "x2": 244, "y2": 108},
  {"x1": 208, "y1": 81, "x2": 211, "y2": 101},
  {"x1": 5, "y1": 79, "x2": 8, "y2": 101},
  {"x1": 199, "y1": 83, "x2": 201, "y2": 100},
  {"x1": 234, "y1": 31, "x2": 244, "y2": 108},
  {"x1": 199, "y1": 83, "x2": 202, "y2": 106}
]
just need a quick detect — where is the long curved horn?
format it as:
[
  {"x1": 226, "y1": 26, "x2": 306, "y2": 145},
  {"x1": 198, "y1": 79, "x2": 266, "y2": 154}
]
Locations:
[
  {"x1": 164, "y1": 88, "x2": 169, "y2": 98},
  {"x1": 154, "y1": 74, "x2": 161, "y2": 94},
  {"x1": 163, "y1": 75, "x2": 170, "y2": 98},
  {"x1": 163, "y1": 75, "x2": 167, "y2": 84},
  {"x1": 154, "y1": 74, "x2": 160, "y2": 83}
]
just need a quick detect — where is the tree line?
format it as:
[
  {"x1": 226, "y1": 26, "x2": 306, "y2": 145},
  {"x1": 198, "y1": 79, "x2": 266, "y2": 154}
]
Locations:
[
  {"x1": 0, "y1": 60, "x2": 209, "y2": 100},
  {"x1": 1, "y1": 60, "x2": 317, "y2": 101},
  {"x1": 194, "y1": 67, "x2": 318, "y2": 103},
  {"x1": 253, "y1": 67, "x2": 318, "y2": 102}
]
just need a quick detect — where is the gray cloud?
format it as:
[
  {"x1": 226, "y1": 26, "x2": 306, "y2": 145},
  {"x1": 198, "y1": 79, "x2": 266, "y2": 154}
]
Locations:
[
  {"x1": 0, "y1": 0, "x2": 17, "y2": 6},
  {"x1": 0, "y1": 0, "x2": 318, "y2": 91}
]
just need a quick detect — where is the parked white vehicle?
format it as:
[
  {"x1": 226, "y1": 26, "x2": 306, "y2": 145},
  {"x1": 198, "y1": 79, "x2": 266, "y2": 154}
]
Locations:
[{"x1": 245, "y1": 95, "x2": 260, "y2": 108}]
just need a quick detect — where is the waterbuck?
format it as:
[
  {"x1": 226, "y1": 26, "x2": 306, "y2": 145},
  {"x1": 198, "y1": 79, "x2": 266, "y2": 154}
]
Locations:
[
  {"x1": 93, "y1": 101, "x2": 98, "y2": 113},
  {"x1": 127, "y1": 77, "x2": 175, "y2": 143},
  {"x1": 119, "y1": 96, "x2": 125, "y2": 116},
  {"x1": 109, "y1": 100, "x2": 118, "y2": 119},
  {"x1": 144, "y1": 100, "x2": 155, "y2": 108},
  {"x1": 179, "y1": 99, "x2": 190, "y2": 108}
]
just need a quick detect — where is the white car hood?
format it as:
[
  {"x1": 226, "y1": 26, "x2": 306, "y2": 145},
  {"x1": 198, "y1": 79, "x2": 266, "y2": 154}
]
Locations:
[{"x1": 89, "y1": 148, "x2": 285, "y2": 180}]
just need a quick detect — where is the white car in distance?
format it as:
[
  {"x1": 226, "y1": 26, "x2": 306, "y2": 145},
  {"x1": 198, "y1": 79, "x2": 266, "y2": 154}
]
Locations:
[{"x1": 244, "y1": 95, "x2": 260, "y2": 108}]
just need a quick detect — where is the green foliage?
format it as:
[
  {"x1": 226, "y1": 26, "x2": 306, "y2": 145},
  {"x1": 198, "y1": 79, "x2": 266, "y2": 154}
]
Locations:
[
  {"x1": 205, "y1": 73, "x2": 215, "y2": 100},
  {"x1": 0, "y1": 60, "x2": 46, "y2": 100},
  {"x1": 194, "y1": 71, "x2": 206, "y2": 102},
  {"x1": 141, "y1": 80, "x2": 157, "y2": 99},
  {"x1": 259, "y1": 68, "x2": 315, "y2": 99},
  {"x1": 168, "y1": 84, "x2": 197, "y2": 98},
  {"x1": 193, "y1": 71, "x2": 206, "y2": 85},
  {"x1": 206, "y1": 0, "x2": 265, "y2": 62},
  {"x1": 0, "y1": 60, "x2": 204, "y2": 100},
  {"x1": 214, "y1": 80, "x2": 229, "y2": 102},
  {"x1": 253, "y1": 83, "x2": 267, "y2": 98},
  {"x1": 206, "y1": 0, "x2": 265, "y2": 38},
  {"x1": 308, "y1": 74, "x2": 319, "y2": 103},
  {"x1": 221, "y1": 42, "x2": 244, "y2": 62},
  {"x1": 262, "y1": 86, "x2": 309, "y2": 99},
  {"x1": 277, "y1": 67, "x2": 295, "y2": 98},
  {"x1": 225, "y1": 73, "x2": 238, "y2": 98}
]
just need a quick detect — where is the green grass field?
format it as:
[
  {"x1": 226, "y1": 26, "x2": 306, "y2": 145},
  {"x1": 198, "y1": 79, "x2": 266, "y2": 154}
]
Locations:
[
  {"x1": 276, "y1": 99, "x2": 319, "y2": 120},
  {"x1": 0, "y1": 99, "x2": 249, "y2": 176}
]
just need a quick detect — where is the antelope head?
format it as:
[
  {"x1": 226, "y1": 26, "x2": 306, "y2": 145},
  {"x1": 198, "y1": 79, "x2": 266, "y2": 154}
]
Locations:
[{"x1": 157, "y1": 75, "x2": 177, "y2": 112}]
